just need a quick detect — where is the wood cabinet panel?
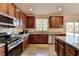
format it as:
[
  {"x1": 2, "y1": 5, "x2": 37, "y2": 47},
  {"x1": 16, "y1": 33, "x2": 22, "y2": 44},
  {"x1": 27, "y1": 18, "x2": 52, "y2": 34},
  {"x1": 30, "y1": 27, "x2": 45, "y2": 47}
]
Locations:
[
  {"x1": 0, "y1": 3, "x2": 8, "y2": 14},
  {"x1": 8, "y1": 3, "x2": 16, "y2": 17},
  {"x1": 65, "y1": 44, "x2": 75, "y2": 55},
  {"x1": 23, "y1": 37, "x2": 29, "y2": 50},
  {"x1": 55, "y1": 39, "x2": 59, "y2": 56},
  {"x1": 65, "y1": 49, "x2": 74, "y2": 56},
  {"x1": 0, "y1": 46, "x2": 5, "y2": 56},
  {"x1": 49, "y1": 16, "x2": 63, "y2": 28},
  {"x1": 29, "y1": 34, "x2": 48, "y2": 44},
  {"x1": 22, "y1": 14, "x2": 27, "y2": 28},
  {"x1": 26, "y1": 16, "x2": 35, "y2": 28},
  {"x1": 55, "y1": 37, "x2": 76, "y2": 56},
  {"x1": 59, "y1": 44, "x2": 64, "y2": 56}
]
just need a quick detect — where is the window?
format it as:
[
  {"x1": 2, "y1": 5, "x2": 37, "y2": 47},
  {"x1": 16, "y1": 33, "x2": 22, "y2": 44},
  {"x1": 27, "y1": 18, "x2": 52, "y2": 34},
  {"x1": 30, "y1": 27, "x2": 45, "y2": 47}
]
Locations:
[
  {"x1": 66, "y1": 22, "x2": 79, "y2": 36},
  {"x1": 36, "y1": 19, "x2": 48, "y2": 31}
]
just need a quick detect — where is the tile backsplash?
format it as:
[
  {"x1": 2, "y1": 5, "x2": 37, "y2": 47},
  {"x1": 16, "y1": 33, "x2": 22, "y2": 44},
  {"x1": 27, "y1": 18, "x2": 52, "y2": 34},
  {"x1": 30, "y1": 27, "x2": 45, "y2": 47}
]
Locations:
[{"x1": 0, "y1": 26, "x2": 23, "y2": 35}]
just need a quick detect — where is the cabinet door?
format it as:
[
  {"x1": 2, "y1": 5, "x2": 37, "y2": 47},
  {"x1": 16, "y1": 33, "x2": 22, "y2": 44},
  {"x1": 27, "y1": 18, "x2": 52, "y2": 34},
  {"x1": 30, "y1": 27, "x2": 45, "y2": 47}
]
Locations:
[
  {"x1": 65, "y1": 44, "x2": 75, "y2": 56},
  {"x1": 59, "y1": 44, "x2": 64, "y2": 56},
  {"x1": 23, "y1": 37, "x2": 29, "y2": 50},
  {"x1": 55, "y1": 39, "x2": 59, "y2": 56},
  {"x1": 0, "y1": 3, "x2": 8, "y2": 14},
  {"x1": 8, "y1": 3, "x2": 16, "y2": 17},
  {"x1": 26, "y1": 16, "x2": 35, "y2": 28},
  {"x1": 29, "y1": 34, "x2": 48, "y2": 44},
  {"x1": 49, "y1": 16, "x2": 63, "y2": 28},
  {"x1": 22, "y1": 14, "x2": 27, "y2": 28}
]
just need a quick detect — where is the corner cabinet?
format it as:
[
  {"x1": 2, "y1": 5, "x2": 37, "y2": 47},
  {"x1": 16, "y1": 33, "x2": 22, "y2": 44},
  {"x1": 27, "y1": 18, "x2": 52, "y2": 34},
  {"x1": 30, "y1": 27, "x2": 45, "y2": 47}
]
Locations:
[
  {"x1": 49, "y1": 16, "x2": 63, "y2": 28},
  {"x1": 26, "y1": 16, "x2": 35, "y2": 28}
]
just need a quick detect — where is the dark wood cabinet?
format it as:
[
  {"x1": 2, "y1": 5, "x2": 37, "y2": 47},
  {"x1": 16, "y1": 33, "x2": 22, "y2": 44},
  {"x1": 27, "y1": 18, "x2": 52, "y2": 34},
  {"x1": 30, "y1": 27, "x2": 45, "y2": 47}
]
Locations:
[
  {"x1": 26, "y1": 16, "x2": 35, "y2": 28},
  {"x1": 23, "y1": 37, "x2": 29, "y2": 50},
  {"x1": 8, "y1": 3, "x2": 16, "y2": 17},
  {"x1": 29, "y1": 34, "x2": 48, "y2": 44},
  {"x1": 55, "y1": 37, "x2": 77, "y2": 56},
  {"x1": 0, "y1": 3, "x2": 8, "y2": 14},
  {"x1": 59, "y1": 44, "x2": 64, "y2": 56},
  {"x1": 65, "y1": 44, "x2": 76, "y2": 56},
  {"x1": 55, "y1": 39, "x2": 59, "y2": 56},
  {"x1": 49, "y1": 16, "x2": 63, "y2": 28},
  {"x1": 22, "y1": 14, "x2": 27, "y2": 28}
]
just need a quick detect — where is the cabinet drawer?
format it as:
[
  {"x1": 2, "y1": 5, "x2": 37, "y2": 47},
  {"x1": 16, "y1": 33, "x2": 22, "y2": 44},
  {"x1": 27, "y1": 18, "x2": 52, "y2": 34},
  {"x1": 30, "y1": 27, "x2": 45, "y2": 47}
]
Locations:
[{"x1": 65, "y1": 44, "x2": 75, "y2": 55}]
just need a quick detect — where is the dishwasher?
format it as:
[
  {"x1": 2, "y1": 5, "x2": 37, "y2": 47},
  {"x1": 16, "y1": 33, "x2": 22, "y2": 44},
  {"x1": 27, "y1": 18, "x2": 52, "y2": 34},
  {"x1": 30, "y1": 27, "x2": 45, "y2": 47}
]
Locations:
[{"x1": 48, "y1": 34, "x2": 55, "y2": 44}]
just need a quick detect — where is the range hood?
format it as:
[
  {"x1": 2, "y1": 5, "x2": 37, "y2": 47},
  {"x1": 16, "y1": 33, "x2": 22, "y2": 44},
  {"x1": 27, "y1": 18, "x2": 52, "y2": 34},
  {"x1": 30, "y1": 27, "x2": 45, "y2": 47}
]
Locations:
[{"x1": 0, "y1": 14, "x2": 15, "y2": 27}]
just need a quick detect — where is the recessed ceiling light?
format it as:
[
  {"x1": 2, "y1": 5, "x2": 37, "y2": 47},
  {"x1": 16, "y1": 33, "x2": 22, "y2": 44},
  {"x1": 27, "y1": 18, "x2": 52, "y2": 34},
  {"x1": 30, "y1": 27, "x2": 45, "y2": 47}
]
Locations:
[
  {"x1": 58, "y1": 8, "x2": 62, "y2": 11},
  {"x1": 29, "y1": 8, "x2": 32, "y2": 11}
]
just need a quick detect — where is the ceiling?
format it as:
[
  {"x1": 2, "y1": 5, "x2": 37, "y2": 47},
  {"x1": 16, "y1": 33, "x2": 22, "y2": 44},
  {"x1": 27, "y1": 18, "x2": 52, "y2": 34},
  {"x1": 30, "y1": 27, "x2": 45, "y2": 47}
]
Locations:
[{"x1": 15, "y1": 3, "x2": 79, "y2": 15}]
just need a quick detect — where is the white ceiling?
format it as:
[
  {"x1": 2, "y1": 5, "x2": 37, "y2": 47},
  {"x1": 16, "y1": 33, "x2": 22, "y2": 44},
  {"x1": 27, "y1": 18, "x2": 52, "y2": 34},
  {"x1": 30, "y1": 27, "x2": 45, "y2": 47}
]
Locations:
[{"x1": 15, "y1": 3, "x2": 79, "y2": 15}]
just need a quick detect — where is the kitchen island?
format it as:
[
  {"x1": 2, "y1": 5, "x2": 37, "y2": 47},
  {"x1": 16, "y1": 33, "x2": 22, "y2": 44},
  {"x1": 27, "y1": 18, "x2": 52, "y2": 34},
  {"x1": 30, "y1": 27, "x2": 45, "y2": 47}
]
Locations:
[{"x1": 55, "y1": 35, "x2": 79, "y2": 56}]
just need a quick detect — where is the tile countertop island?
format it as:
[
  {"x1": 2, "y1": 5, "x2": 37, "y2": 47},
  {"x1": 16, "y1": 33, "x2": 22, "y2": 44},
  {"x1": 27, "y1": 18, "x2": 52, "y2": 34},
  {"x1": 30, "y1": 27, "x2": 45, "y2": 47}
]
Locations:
[{"x1": 55, "y1": 35, "x2": 79, "y2": 56}]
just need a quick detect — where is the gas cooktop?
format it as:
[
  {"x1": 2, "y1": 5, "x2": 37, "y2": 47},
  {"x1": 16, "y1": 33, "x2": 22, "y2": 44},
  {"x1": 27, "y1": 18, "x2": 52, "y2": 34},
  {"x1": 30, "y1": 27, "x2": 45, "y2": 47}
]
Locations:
[{"x1": 0, "y1": 37, "x2": 22, "y2": 44}]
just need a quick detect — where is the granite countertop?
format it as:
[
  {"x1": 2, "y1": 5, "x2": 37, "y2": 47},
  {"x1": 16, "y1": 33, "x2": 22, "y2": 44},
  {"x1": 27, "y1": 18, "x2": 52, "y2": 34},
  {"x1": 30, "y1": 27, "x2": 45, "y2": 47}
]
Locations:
[
  {"x1": 56, "y1": 35, "x2": 79, "y2": 51},
  {"x1": 0, "y1": 43, "x2": 5, "y2": 47},
  {"x1": 27, "y1": 31, "x2": 65, "y2": 34}
]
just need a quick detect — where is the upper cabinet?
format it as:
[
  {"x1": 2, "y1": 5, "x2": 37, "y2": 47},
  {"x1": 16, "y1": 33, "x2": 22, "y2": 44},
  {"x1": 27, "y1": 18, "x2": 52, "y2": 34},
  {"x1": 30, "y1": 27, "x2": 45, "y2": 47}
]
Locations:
[
  {"x1": 26, "y1": 16, "x2": 35, "y2": 28},
  {"x1": 0, "y1": 3, "x2": 8, "y2": 14},
  {"x1": 22, "y1": 14, "x2": 27, "y2": 28},
  {"x1": 8, "y1": 3, "x2": 16, "y2": 17},
  {"x1": 49, "y1": 16, "x2": 63, "y2": 28}
]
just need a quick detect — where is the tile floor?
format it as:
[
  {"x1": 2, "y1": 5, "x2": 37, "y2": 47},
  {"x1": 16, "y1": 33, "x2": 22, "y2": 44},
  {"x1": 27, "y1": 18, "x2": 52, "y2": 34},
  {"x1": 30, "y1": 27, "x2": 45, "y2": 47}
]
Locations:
[{"x1": 21, "y1": 44, "x2": 57, "y2": 56}]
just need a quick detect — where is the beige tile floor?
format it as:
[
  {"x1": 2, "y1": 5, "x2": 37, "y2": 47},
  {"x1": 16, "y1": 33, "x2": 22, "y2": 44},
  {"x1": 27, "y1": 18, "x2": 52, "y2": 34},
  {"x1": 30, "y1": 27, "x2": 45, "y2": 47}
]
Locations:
[{"x1": 21, "y1": 44, "x2": 57, "y2": 56}]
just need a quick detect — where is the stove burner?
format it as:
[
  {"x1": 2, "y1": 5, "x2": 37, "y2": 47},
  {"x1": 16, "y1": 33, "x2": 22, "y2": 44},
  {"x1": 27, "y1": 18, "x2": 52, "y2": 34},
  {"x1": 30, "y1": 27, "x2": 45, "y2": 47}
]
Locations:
[{"x1": 0, "y1": 37, "x2": 22, "y2": 44}]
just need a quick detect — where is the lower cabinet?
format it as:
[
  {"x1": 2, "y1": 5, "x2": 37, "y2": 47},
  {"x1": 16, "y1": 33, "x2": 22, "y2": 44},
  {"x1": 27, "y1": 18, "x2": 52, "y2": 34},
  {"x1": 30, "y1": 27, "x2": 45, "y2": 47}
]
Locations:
[
  {"x1": 55, "y1": 38, "x2": 78, "y2": 56},
  {"x1": 23, "y1": 37, "x2": 29, "y2": 50},
  {"x1": 59, "y1": 44, "x2": 64, "y2": 56},
  {"x1": 0, "y1": 46, "x2": 5, "y2": 56},
  {"x1": 55, "y1": 39, "x2": 59, "y2": 56},
  {"x1": 29, "y1": 34, "x2": 48, "y2": 44},
  {"x1": 65, "y1": 44, "x2": 76, "y2": 56}
]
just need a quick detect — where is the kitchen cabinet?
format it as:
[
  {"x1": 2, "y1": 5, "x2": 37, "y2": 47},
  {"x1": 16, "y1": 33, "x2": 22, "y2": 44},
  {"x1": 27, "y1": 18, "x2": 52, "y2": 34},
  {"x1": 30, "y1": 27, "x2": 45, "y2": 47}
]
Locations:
[
  {"x1": 29, "y1": 34, "x2": 48, "y2": 44},
  {"x1": 23, "y1": 37, "x2": 29, "y2": 50},
  {"x1": 55, "y1": 39, "x2": 59, "y2": 56},
  {"x1": 0, "y1": 3, "x2": 8, "y2": 14},
  {"x1": 19, "y1": 11, "x2": 27, "y2": 28},
  {"x1": 49, "y1": 16, "x2": 63, "y2": 28},
  {"x1": 65, "y1": 44, "x2": 76, "y2": 56},
  {"x1": 8, "y1": 3, "x2": 16, "y2": 17},
  {"x1": 0, "y1": 45, "x2": 5, "y2": 56},
  {"x1": 26, "y1": 16, "x2": 35, "y2": 28},
  {"x1": 58, "y1": 40, "x2": 65, "y2": 56},
  {"x1": 22, "y1": 14, "x2": 27, "y2": 28},
  {"x1": 55, "y1": 37, "x2": 77, "y2": 56}
]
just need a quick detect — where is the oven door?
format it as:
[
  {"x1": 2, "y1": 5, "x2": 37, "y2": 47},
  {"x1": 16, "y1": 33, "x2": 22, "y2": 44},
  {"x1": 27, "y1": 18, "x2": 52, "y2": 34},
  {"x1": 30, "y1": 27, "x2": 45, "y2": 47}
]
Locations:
[{"x1": 8, "y1": 42, "x2": 23, "y2": 56}]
